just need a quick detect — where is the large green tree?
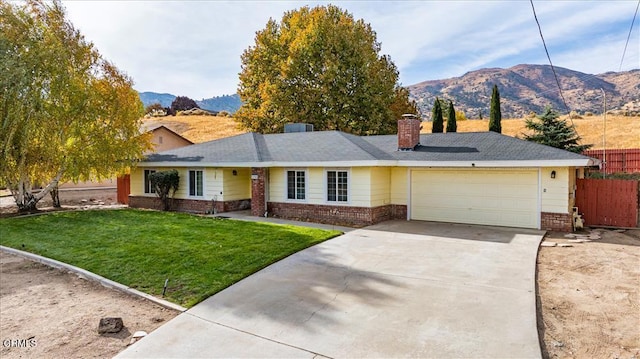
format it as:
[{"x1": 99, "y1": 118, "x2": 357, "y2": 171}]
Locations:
[
  {"x1": 236, "y1": 5, "x2": 416, "y2": 135},
  {"x1": 0, "y1": 0, "x2": 151, "y2": 212},
  {"x1": 524, "y1": 107, "x2": 591, "y2": 153},
  {"x1": 489, "y1": 84, "x2": 502, "y2": 133},
  {"x1": 431, "y1": 98, "x2": 444, "y2": 133}
]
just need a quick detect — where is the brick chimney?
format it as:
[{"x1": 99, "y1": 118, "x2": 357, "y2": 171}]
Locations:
[{"x1": 397, "y1": 114, "x2": 421, "y2": 151}]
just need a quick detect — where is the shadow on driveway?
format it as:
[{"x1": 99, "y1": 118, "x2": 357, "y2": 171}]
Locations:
[{"x1": 365, "y1": 219, "x2": 545, "y2": 244}]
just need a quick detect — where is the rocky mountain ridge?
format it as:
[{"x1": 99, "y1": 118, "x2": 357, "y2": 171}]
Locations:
[{"x1": 408, "y1": 64, "x2": 639, "y2": 119}]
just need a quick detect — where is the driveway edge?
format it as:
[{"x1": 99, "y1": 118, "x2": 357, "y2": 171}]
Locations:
[{"x1": 0, "y1": 245, "x2": 187, "y2": 313}]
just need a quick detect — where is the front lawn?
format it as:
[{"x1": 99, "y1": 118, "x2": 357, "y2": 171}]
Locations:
[{"x1": 0, "y1": 209, "x2": 341, "y2": 307}]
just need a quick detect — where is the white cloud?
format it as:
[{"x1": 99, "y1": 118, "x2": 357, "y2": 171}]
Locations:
[{"x1": 62, "y1": 0, "x2": 639, "y2": 98}]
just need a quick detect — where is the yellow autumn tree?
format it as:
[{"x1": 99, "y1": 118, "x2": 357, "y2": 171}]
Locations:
[
  {"x1": 0, "y1": 0, "x2": 151, "y2": 211},
  {"x1": 237, "y1": 5, "x2": 417, "y2": 135}
]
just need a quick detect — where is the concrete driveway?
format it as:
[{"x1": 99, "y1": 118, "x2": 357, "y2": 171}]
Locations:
[{"x1": 117, "y1": 220, "x2": 544, "y2": 358}]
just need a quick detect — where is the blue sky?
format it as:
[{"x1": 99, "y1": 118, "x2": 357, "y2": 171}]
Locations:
[{"x1": 62, "y1": 0, "x2": 639, "y2": 100}]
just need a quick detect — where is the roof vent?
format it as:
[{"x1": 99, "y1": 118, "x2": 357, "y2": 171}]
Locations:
[{"x1": 284, "y1": 123, "x2": 314, "y2": 133}]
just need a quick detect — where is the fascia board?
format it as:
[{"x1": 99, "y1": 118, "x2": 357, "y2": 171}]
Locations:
[{"x1": 396, "y1": 159, "x2": 599, "y2": 167}]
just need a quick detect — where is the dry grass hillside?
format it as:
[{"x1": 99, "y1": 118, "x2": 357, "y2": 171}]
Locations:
[
  {"x1": 421, "y1": 115, "x2": 640, "y2": 149},
  {"x1": 143, "y1": 114, "x2": 639, "y2": 150},
  {"x1": 142, "y1": 115, "x2": 246, "y2": 143}
]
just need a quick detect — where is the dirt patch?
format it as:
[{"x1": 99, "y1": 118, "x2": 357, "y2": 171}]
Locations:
[
  {"x1": 0, "y1": 252, "x2": 179, "y2": 358},
  {"x1": 0, "y1": 188, "x2": 121, "y2": 217},
  {"x1": 537, "y1": 228, "x2": 640, "y2": 359}
]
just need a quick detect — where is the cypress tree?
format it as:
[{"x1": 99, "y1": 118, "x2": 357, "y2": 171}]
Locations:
[
  {"x1": 489, "y1": 84, "x2": 502, "y2": 133},
  {"x1": 431, "y1": 97, "x2": 444, "y2": 133},
  {"x1": 446, "y1": 101, "x2": 457, "y2": 133}
]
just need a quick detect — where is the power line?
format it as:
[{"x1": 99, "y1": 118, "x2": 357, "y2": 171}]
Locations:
[
  {"x1": 529, "y1": 0, "x2": 571, "y2": 115},
  {"x1": 619, "y1": 0, "x2": 640, "y2": 71}
]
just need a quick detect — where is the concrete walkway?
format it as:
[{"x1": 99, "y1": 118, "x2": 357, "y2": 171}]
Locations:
[{"x1": 117, "y1": 220, "x2": 544, "y2": 358}]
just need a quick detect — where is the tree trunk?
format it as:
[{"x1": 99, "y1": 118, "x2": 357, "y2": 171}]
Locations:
[
  {"x1": 50, "y1": 186, "x2": 61, "y2": 208},
  {"x1": 11, "y1": 168, "x2": 66, "y2": 213},
  {"x1": 17, "y1": 192, "x2": 38, "y2": 212}
]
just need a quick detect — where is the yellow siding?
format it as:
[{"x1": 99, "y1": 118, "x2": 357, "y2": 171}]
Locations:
[
  {"x1": 390, "y1": 167, "x2": 407, "y2": 205},
  {"x1": 350, "y1": 167, "x2": 371, "y2": 207},
  {"x1": 307, "y1": 168, "x2": 325, "y2": 202},
  {"x1": 370, "y1": 167, "x2": 391, "y2": 207},
  {"x1": 221, "y1": 168, "x2": 251, "y2": 201},
  {"x1": 132, "y1": 167, "x2": 225, "y2": 200},
  {"x1": 131, "y1": 167, "x2": 180, "y2": 197},
  {"x1": 269, "y1": 168, "x2": 285, "y2": 202},
  {"x1": 130, "y1": 168, "x2": 145, "y2": 196},
  {"x1": 540, "y1": 167, "x2": 570, "y2": 213},
  {"x1": 205, "y1": 168, "x2": 223, "y2": 200},
  {"x1": 568, "y1": 167, "x2": 577, "y2": 209},
  {"x1": 268, "y1": 167, "x2": 386, "y2": 207}
]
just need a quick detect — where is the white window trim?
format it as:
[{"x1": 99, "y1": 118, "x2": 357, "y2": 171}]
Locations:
[
  {"x1": 188, "y1": 169, "x2": 205, "y2": 198},
  {"x1": 324, "y1": 168, "x2": 351, "y2": 205},
  {"x1": 143, "y1": 169, "x2": 157, "y2": 196},
  {"x1": 284, "y1": 168, "x2": 308, "y2": 202}
]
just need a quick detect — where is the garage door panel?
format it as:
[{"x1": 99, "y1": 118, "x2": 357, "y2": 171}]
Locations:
[{"x1": 411, "y1": 169, "x2": 538, "y2": 228}]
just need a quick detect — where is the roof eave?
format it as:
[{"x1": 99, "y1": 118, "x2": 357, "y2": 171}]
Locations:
[
  {"x1": 138, "y1": 158, "x2": 598, "y2": 168},
  {"x1": 397, "y1": 159, "x2": 599, "y2": 167},
  {"x1": 137, "y1": 160, "x2": 397, "y2": 168}
]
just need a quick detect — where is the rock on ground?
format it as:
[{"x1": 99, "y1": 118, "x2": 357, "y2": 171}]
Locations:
[{"x1": 0, "y1": 252, "x2": 178, "y2": 358}]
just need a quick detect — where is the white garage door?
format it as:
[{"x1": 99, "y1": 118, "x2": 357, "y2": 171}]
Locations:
[{"x1": 411, "y1": 169, "x2": 539, "y2": 229}]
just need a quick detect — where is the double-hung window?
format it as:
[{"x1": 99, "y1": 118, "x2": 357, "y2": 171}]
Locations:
[
  {"x1": 286, "y1": 170, "x2": 306, "y2": 200},
  {"x1": 327, "y1": 170, "x2": 348, "y2": 202},
  {"x1": 144, "y1": 169, "x2": 156, "y2": 194},
  {"x1": 189, "y1": 170, "x2": 204, "y2": 197}
]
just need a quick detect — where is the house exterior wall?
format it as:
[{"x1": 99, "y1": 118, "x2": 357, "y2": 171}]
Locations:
[
  {"x1": 390, "y1": 167, "x2": 408, "y2": 205},
  {"x1": 540, "y1": 167, "x2": 570, "y2": 213},
  {"x1": 268, "y1": 166, "x2": 388, "y2": 207},
  {"x1": 350, "y1": 167, "x2": 372, "y2": 207},
  {"x1": 265, "y1": 166, "x2": 405, "y2": 226},
  {"x1": 370, "y1": 167, "x2": 391, "y2": 207},
  {"x1": 150, "y1": 127, "x2": 192, "y2": 153},
  {"x1": 221, "y1": 168, "x2": 251, "y2": 201},
  {"x1": 129, "y1": 166, "x2": 250, "y2": 213},
  {"x1": 130, "y1": 164, "x2": 578, "y2": 231}
]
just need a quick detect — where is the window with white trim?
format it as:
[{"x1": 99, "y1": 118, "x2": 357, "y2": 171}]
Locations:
[
  {"x1": 144, "y1": 169, "x2": 156, "y2": 194},
  {"x1": 286, "y1": 170, "x2": 306, "y2": 200},
  {"x1": 189, "y1": 170, "x2": 204, "y2": 197},
  {"x1": 327, "y1": 170, "x2": 348, "y2": 202}
]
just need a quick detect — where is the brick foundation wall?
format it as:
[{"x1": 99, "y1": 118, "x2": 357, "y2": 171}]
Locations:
[
  {"x1": 541, "y1": 212, "x2": 573, "y2": 232},
  {"x1": 267, "y1": 202, "x2": 408, "y2": 227},
  {"x1": 391, "y1": 204, "x2": 407, "y2": 220},
  {"x1": 129, "y1": 196, "x2": 250, "y2": 214}
]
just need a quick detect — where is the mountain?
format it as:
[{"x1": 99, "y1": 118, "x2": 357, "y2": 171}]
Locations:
[
  {"x1": 196, "y1": 94, "x2": 242, "y2": 113},
  {"x1": 408, "y1": 64, "x2": 640, "y2": 119},
  {"x1": 138, "y1": 92, "x2": 242, "y2": 113},
  {"x1": 138, "y1": 92, "x2": 175, "y2": 108}
]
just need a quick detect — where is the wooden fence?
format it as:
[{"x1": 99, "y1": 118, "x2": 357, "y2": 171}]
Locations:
[
  {"x1": 116, "y1": 175, "x2": 130, "y2": 205},
  {"x1": 583, "y1": 148, "x2": 640, "y2": 174},
  {"x1": 575, "y1": 178, "x2": 639, "y2": 228}
]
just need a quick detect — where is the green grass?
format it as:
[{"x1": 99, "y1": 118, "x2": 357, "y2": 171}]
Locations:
[{"x1": 0, "y1": 209, "x2": 341, "y2": 307}]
